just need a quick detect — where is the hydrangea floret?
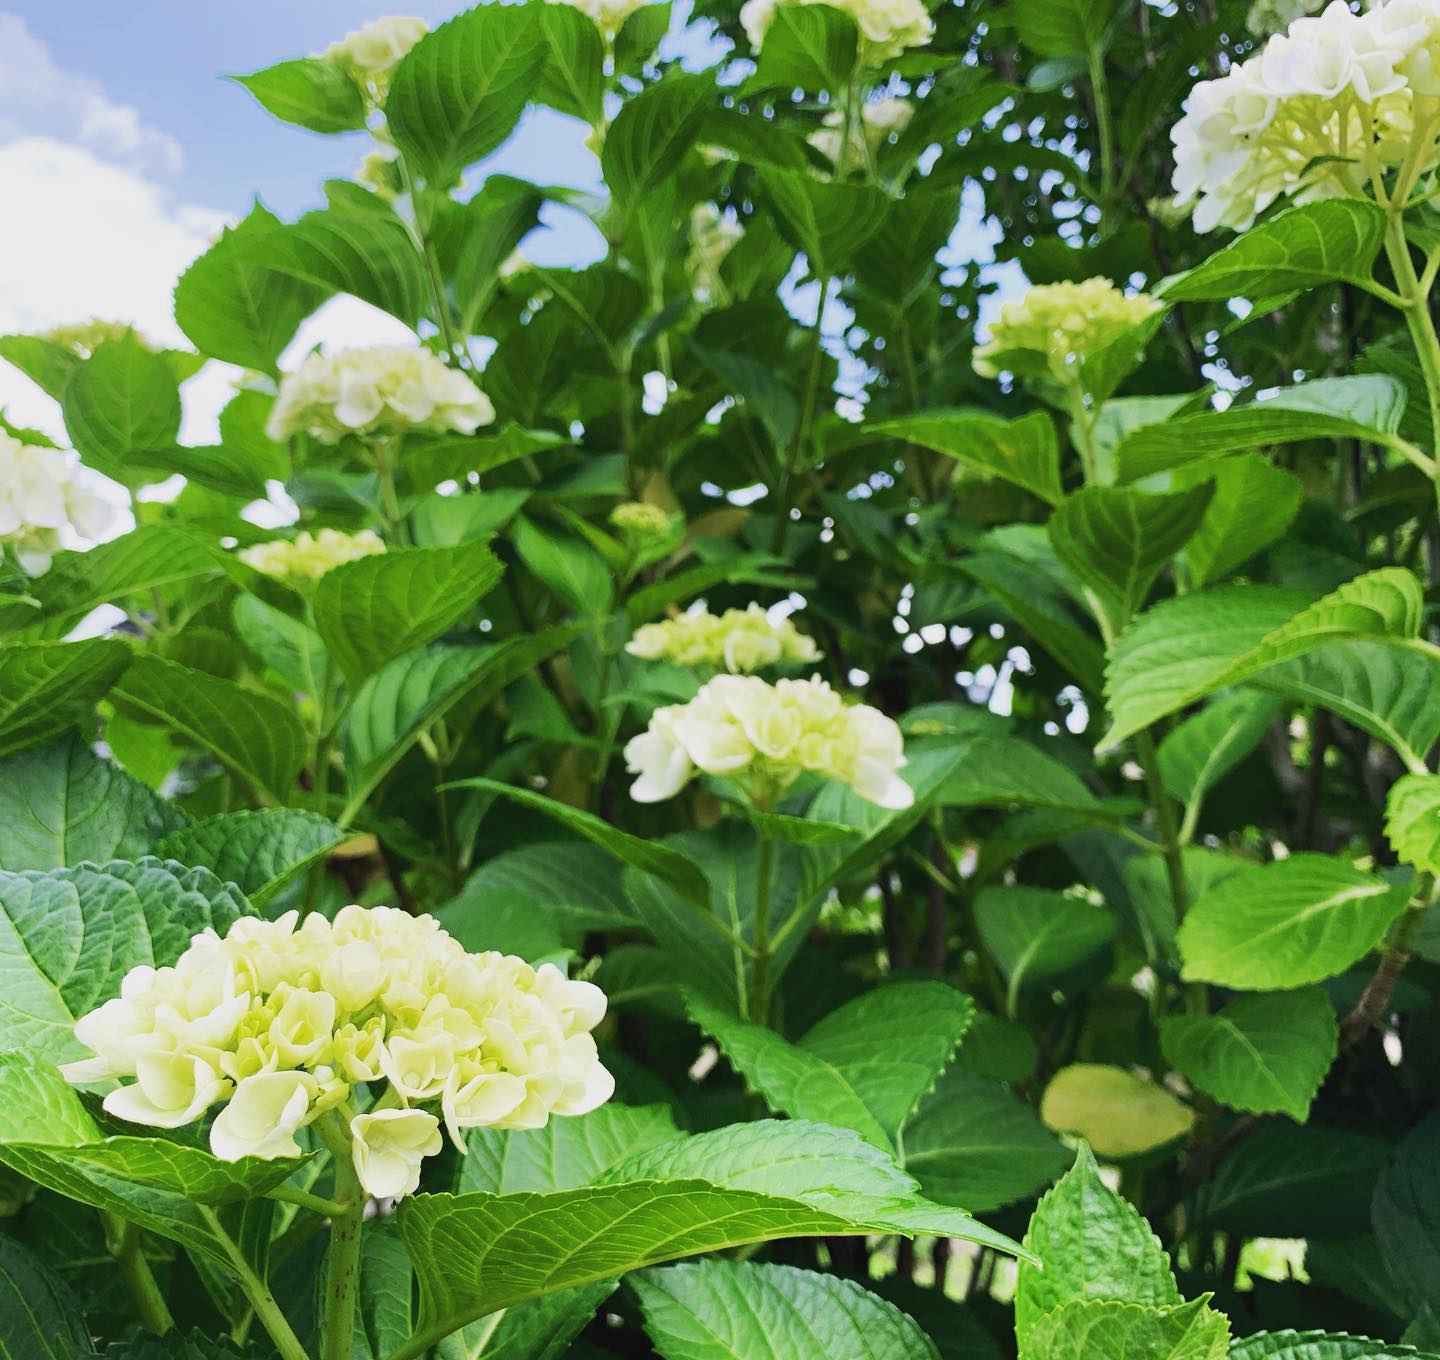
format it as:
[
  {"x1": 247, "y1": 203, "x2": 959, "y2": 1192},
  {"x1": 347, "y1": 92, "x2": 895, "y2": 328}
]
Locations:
[
  {"x1": 1171, "y1": 0, "x2": 1440, "y2": 232},
  {"x1": 267, "y1": 346, "x2": 495, "y2": 444},
  {"x1": 239, "y1": 528, "x2": 386, "y2": 587},
  {"x1": 0, "y1": 432, "x2": 116, "y2": 575},
  {"x1": 610, "y1": 500, "x2": 676, "y2": 547},
  {"x1": 322, "y1": 16, "x2": 428, "y2": 103},
  {"x1": 626, "y1": 603, "x2": 822, "y2": 673},
  {"x1": 624, "y1": 673, "x2": 913, "y2": 809},
  {"x1": 61, "y1": 905, "x2": 612, "y2": 1200},
  {"x1": 972, "y1": 278, "x2": 1163, "y2": 380},
  {"x1": 740, "y1": 0, "x2": 933, "y2": 66}
]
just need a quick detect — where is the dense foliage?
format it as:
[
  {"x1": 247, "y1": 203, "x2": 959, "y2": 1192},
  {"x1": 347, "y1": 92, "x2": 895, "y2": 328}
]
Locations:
[{"x1": 3, "y1": 0, "x2": 1440, "y2": 1355}]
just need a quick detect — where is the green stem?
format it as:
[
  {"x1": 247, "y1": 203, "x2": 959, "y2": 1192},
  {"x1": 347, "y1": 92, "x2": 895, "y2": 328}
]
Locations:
[
  {"x1": 396, "y1": 152, "x2": 467, "y2": 368},
  {"x1": 316, "y1": 1113, "x2": 367, "y2": 1360},
  {"x1": 749, "y1": 830, "x2": 776, "y2": 1026},
  {"x1": 1087, "y1": 43, "x2": 1116, "y2": 224},
  {"x1": 1066, "y1": 378, "x2": 1099, "y2": 485},
  {"x1": 1383, "y1": 212, "x2": 1440, "y2": 523},
  {"x1": 197, "y1": 1205, "x2": 312, "y2": 1360},
  {"x1": 266, "y1": 1185, "x2": 352, "y2": 1219},
  {"x1": 102, "y1": 1213, "x2": 174, "y2": 1335}
]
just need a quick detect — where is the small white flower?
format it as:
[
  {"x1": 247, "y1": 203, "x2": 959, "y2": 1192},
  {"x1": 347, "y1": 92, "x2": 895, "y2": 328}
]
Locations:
[
  {"x1": 210, "y1": 1071, "x2": 317, "y2": 1161},
  {"x1": 350, "y1": 1109, "x2": 443, "y2": 1198},
  {"x1": 0, "y1": 432, "x2": 117, "y2": 576}
]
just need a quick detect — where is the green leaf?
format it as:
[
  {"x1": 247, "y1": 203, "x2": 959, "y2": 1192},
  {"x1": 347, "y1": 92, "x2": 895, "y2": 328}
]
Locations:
[
  {"x1": 0, "y1": 857, "x2": 251, "y2": 1064},
  {"x1": 1373, "y1": 1113, "x2": 1440, "y2": 1315},
  {"x1": 1021, "y1": 1297, "x2": 1229, "y2": 1360},
  {"x1": 1159, "y1": 199, "x2": 1389, "y2": 301},
  {"x1": 614, "y1": 1, "x2": 671, "y2": 75},
  {"x1": 0, "y1": 640, "x2": 131, "y2": 759},
  {"x1": 453, "y1": 780, "x2": 711, "y2": 908},
  {"x1": 1039, "y1": 1065, "x2": 1196, "y2": 1160},
  {"x1": 235, "y1": 206, "x2": 430, "y2": 329},
  {"x1": 688, "y1": 982, "x2": 974, "y2": 1151},
  {"x1": 1103, "y1": 570, "x2": 1426, "y2": 748},
  {"x1": 232, "y1": 57, "x2": 367, "y2": 133},
  {"x1": 1232, "y1": 1333, "x2": 1440, "y2": 1360},
  {"x1": 18, "y1": 525, "x2": 237, "y2": 632},
  {"x1": 602, "y1": 71, "x2": 714, "y2": 208},
  {"x1": 61, "y1": 337, "x2": 180, "y2": 487},
  {"x1": 0, "y1": 1053, "x2": 301, "y2": 1264},
  {"x1": 0, "y1": 735, "x2": 185, "y2": 871},
  {"x1": 460, "y1": 1104, "x2": 682, "y2": 1193},
  {"x1": 510, "y1": 518, "x2": 614, "y2": 618},
  {"x1": 1013, "y1": 0, "x2": 1126, "y2": 57},
  {"x1": 1177, "y1": 854, "x2": 1412, "y2": 990},
  {"x1": 442, "y1": 1283, "x2": 616, "y2": 1360},
  {"x1": 757, "y1": 166, "x2": 890, "y2": 275},
  {"x1": 110, "y1": 655, "x2": 306, "y2": 804},
  {"x1": 1114, "y1": 376, "x2": 1407, "y2": 482},
  {"x1": 398, "y1": 1119, "x2": 1024, "y2": 1342},
  {"x1": 1014, "y1": 1145, "x2": 1181, "y2": 1346},
  {"x1": 1049, "y1": 484, "x2": 1212, "y2": 632},
  {"x1": 174, "y1": 203, "x2": 327, "y2": 375},
  {"x1": 974, "y1": 886, "x2": 1117, "y2": 1009},
  {"x1": 312, "y1": 541, "x2": 504, "y2": 686},
  {"x1": 859, "y1": 409, "x2": 1062, "y2": 504},
  {"x1": 535, "y1": 3, "x2": 605, "y2": 124},
  {"x1": 940, "y1": 736, "x2": 1117, "y2": 818},
  {"x1": 233, "y1": 593, "x2": 331, "y2": 699},
  {"x1": 633, "y1": 1259, "x2": 940, "y2": 1360},
  {"x1": 901, "y1": 1069, "x2": 1069, "y2": 1214},
  {"x1": 1176, "y1": 454, "x2": 1303, "y2": 587},
  {"x1": 1386, "y1": 773, "x2": 1440, "y2": 872},
  {"x1": 0, "y1": 334, "x2": 80, "y2": 402},
  {"x1": 747, "y1": 4, "x2": 858, "y2": 94},
  {"x1": 152, "y1": 809, "x2": 346, "y2": 909},
  {"x1": 1256, "y1": 642, "x2": 1440, "y2": 773},
  {"x1": 690, "y1": 342, "x2": 798, "y2": 451},
  {"x1": 402, "y1": 426, "x2": 565, "y2": 495},
  {"x1": 1160, "y1": 988, "x2": 1337, "y2": 1122},
  {"x1": 0, "y1": 1234, "x2": 94, "y2": 1359},
  {"x1": 1156, "y1": 690, "x2": 1283, "y2": 810},
  {"x1": 387, "y1": 5, "x2": 548, "y2": 187}
]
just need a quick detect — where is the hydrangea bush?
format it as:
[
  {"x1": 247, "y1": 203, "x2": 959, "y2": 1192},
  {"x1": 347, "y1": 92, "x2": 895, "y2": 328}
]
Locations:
[{"x1": 3, "y1": 0, "x2": 1440, "y2": 1356}]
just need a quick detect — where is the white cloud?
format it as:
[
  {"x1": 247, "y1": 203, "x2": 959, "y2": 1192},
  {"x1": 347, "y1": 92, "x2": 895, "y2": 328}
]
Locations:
[{"x1": 0, "y1": 13, "x2": 182, "y2": 173}]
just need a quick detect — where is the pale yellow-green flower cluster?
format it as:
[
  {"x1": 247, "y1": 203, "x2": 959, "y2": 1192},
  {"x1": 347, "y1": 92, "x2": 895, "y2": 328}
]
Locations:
[
  {"x1": 0, "y1": 432, "x2": 116, "y2": 575},
  {"x1": 61, "y1": 906, "x2": 612, "y2": 1200},
  {"x1": 545, "y1": 0, "x2": 655, "y2": 41},
  {"x1": 40, "y1": 319, "x2": 146, "y2": 358},
  {"x1": 740, "y1": 0, "x2": 933, "y2": 66},
  {"x1": 1173, "y1": 0, "x2": 1440, "y2": 232},
  {"x1": 267, "y1": 346, "x2": 494, "y2": 444},
  {"x1": 322, "y1": 16, "x2": 428, "y2": 102},
  {"x1": 239, "y1": 528, "x2": 386, "y2": 587},
  {"x1": 610, "y1": 500, "x2": 676, "y2": 546},
  {"x1": 624, "y1": 674, "x2": 913, "y2": 809},
  {"x1": 972, "y1": 278, "x2": 1162, "y2": 380},
  {"x1": 627, "y1": 603, "x2": 821, "y2": 674}
]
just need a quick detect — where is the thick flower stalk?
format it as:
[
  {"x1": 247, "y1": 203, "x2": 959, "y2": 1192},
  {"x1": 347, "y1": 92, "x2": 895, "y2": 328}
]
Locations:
[
  {"x1": 809, "y1": 96, "x2": 913, "y2": 172},
  {"x1": 1171, "y1": 0, "x2": 1440, "y2": 232},
  {"x1": 973, "y1": 278, "x2": 1162, "y2": 381},
  {"x1": 239, "y1": 528, "x2": 385, "y2": 586},
  {"x1": 545, "y1": 0, "x2": 655, "y2": 41},
  {"x1": 626, "y1": 602, "x2": 822, "y2": 673},
  {"x1": 624, "y1": 673, "x2": 913, "y2": 809},
  {"x1": 322, "y1": 16, "x2": 428, "y2": 104},
  {"x1": 61, "y1": 905, "x2": 613, "y2": 1200},
  {"x1": 267, "y1": 346, "x2": 495, "y2": 444},
  {"x1": 740, "y1": 0, "x2": 933, "y2": 66},
  {"x1": 0, "y1": 432, "x2": 116, "y2": 575}
]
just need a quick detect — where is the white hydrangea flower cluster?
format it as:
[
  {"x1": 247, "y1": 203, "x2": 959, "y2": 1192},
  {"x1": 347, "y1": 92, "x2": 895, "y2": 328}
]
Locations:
[
  {"x1": 973, "y1": 278, "x2": 1162, "y2": 380},
  {"x1": 1172, "y1": 0, "x2": 1440, "y2": 232},
  {"x1": 267, "y1": 347, "x2": 495, "y2": 444},
  {"x1": 610, "y1": 500, "x2": 676, "y2": 546},
  {"x1": 61, "y1": 906, "x2": 612, "y2": 1200},
  {"x1": 809, "y1": 97, "x2": 913, "y2": 171},
  {"x1": 239, "y1": 528, "x2": 386, "y2": 587},
  {"x1": 545, "y1": 0, "x2": 654, "y2": 41},
  {"x1": 322, "y1": 16, "x2": 428, "y2": 101},
  {"x1": 0, "y1": 433, "x2": 116, "y2": 575},
  {"x1": 740, "y1": 0, "x2": 933, "y2": 66},
  {"x1": 624, "y1": 673, "x2": 913, "y2": 809},
  {"x1": 627, "y1": 603, "x2": 822, "y2": 673}
]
